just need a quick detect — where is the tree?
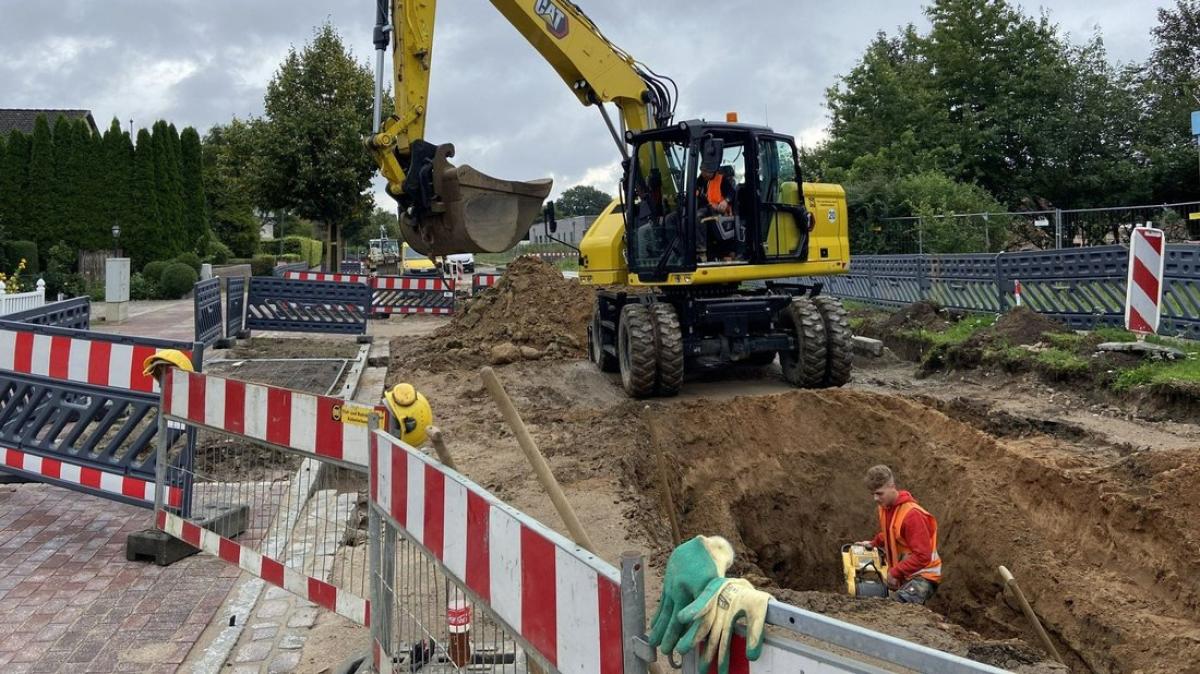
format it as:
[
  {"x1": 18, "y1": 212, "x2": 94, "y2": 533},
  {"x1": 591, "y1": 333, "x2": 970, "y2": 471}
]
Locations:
[
  {"x1": 202, "y1": 119, "x2": 263, "y2": 258},
  {"x1": 151, "y1": 121, "x2": 185, "y2": 257},
  {"x1": 554, "y1": 185, "x2": 613, "y2": 217},
  {"x1": 26, "y1": 116, "x2": 57, "y2": 267},
  {"x1": 0, "y1": 131, "x2": 30, "y2": 241},
  {"x1": 256, "y1": 23, "x2": 388, "y2": 263},
  {"x1": 101, "y1": 119, "x2": 135, "y2": 253},
  {"x1": 127, "y1": 129, "x2": 163, "y2": 267},
  {"x1": 179, "y1": 127, "x2": 210, "y2": 254},
  {"x1": 1138, "y1": 0, "x2": 1200, "y2": 202}
]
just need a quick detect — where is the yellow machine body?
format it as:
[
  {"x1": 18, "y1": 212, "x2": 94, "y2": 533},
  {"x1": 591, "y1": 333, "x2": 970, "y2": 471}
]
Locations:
[{"x1": 842, "y1": 543, "x2": 889, "y2": 599}]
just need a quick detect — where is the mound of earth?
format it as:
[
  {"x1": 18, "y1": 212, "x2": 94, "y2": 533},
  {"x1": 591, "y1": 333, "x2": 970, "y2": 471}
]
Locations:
[
  {"x1": 974, "y1": 307, "x2": 1066, "y2": 348},
  {"x1": 628, "y1": 390, "x2": 1200, "y2": 674},
  {"x1": 410, "y1": 257, "x2": 595, "y2": 371},
  {"x1": 883, "y1": 300, "x2": 954, "y2": 334}
]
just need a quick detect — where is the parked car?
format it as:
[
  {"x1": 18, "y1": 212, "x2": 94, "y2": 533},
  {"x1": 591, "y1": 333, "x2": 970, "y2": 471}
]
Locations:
[
  {"x1": 442, "y1": 253, "x2": 475, "y2": 274},
  {"x1": 401, "y1": 243, "x2": 438, "y2": 276}
]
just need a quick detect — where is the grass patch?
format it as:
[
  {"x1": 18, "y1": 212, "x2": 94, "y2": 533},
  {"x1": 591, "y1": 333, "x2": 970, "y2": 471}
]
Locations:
[
  {"x1": 1091, "y1": 326, "x2": 1138, "y2": 343},
  {"x1": 983, "y1": 345, "x2": 1032, "y2": 372},
  {"x1": 1044, "y1": 332, "x2": 1085, "y2": 351},
  {"x1": 1034, "y1": 348, "x2": 1090, "y2": 379},
  {"x1": 900, "y1": 314, "x2": 997, "y2": 349}
]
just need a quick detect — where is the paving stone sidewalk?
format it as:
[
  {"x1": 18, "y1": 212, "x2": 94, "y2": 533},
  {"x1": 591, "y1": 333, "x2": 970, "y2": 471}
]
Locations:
[{"x1": 0, "y1": 483, "x2": 240, "y2": 673}]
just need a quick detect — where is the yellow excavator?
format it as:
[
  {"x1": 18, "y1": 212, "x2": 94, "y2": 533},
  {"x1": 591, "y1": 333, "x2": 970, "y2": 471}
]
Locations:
[{"x1": 367, "y1": 0, "x2": 852, "y2": 398}]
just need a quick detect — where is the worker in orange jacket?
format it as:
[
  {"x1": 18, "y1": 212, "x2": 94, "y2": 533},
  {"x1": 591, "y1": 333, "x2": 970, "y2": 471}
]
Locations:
[{"x1": 856, "y1": 464, "x2": 942, "y2": 605}]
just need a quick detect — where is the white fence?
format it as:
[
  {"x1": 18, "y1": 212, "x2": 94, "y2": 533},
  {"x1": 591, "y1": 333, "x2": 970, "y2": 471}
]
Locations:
[{"x1": 0, "y1": 279, "x2": 46, "y2": 316}]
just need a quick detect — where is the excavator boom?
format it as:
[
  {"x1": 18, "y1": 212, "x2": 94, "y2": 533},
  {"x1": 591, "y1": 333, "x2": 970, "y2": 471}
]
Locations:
[{"x1": 367, "y1": 0, "x2": 665, "y2": 257}]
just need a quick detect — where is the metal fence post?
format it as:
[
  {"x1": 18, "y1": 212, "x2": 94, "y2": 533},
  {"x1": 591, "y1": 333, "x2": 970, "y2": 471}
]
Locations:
[
  {"x1": 1054, "y1": 208, "x2": 1064, "y2": 249},
  {"x1": 620, "y1": 552, "x2": 653, "y2": 674},
  {"x1": 154, "y1": 408, "x2": 168, "y2": 514}
]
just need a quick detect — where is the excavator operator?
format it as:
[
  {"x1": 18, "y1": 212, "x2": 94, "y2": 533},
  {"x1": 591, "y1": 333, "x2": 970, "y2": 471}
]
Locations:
[{"x1": 695, "y1": 141, "x2": 739, "y2": 261}]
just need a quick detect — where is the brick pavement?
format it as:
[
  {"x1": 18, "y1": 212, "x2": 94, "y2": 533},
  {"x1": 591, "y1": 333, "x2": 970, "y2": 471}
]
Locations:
[{"x1": 0, "y1": 483, "x2": 241, "y2": 673}]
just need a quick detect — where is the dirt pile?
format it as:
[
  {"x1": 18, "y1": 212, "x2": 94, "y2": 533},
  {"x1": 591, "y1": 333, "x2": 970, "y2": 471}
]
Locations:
[
  {"x1": 629, "y1": 390, "x2": 1200, "y2": 674},
  {"x1": 980, "y1": 307, "x2": 1066, "y2": 347},
  {"x1": 418, "y1": 257, "x2": 594, "y2": 370},
  {"x1": 883, "y1": 300, "x2": 953, "y2": 334}
]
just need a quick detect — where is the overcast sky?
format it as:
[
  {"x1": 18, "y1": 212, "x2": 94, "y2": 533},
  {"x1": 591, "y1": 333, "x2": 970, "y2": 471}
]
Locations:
[{"x1": 0, "y1": 0, "x2": 1169, "y2": 206}]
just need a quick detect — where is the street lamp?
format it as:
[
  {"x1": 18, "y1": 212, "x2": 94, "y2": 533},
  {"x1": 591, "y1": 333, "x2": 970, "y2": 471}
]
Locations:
[{"x1": 111, "y1": 223, "x2": 121, "y2": 258}]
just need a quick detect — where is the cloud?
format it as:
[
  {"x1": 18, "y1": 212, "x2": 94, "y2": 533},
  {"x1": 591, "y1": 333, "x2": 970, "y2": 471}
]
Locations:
[{"x1": 0, "y1": 0, "x2": 1168, "y2": 213}]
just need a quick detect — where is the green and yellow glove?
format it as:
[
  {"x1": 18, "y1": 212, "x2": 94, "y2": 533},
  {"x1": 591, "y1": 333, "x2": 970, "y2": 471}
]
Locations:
[
  {"x1": 677, "y1": 577, "x2": 773, "y2": 674},
  {"x1": 648, "y1": 535, "x2": 735, "y2": 656}
]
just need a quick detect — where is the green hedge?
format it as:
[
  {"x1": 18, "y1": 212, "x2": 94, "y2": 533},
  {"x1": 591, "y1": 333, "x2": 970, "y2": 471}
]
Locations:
[
  {"x1": 142, "y1": 260, "x2": 170, "y2": 283},
  {"x1": 280, "y1": 236, "x2": 322, "y2": 268},
  {"x1": 278, "y1": 253, "x2": 302, "y2": 263},
  {"x1": 175, "y1": 252, "x2": 202, "y2": 273},
  {"x1": 251, "y1": 254, "x2": 277, "y2": 276},
  {"x1": 160, "y1": 263, "x2": 198, "y2": 299}
]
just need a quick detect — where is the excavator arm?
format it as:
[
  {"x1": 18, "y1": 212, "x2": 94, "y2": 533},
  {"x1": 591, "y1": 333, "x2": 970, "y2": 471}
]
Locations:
[{"x1": 366, "y1": 0, "x2": 673, "y2": 256}]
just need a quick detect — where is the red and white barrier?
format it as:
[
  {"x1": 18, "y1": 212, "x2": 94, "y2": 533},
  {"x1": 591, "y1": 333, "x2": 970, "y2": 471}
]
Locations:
[
  {"x1": 157, "y1": 510, "x2": 369, "y2": 625},
  {"x1": 0, "y1": 326, "x2": 189, "y2": 393},
  {"x1": 1125, "y1": 227, "x2": 1165, "y2": 334},
  {"x1": 162, "y1": 369, "x2": 381, "y2": 469},
  {"x1": 371, "y1": 275, "x2": 454, "y2": 292},
  {"x1": 3, "y1": 447, "x2": 183, "y2": 508},
  {"x1": 473, "y1": 273, "x2": 501, "y2": 291},
  {"x1": 285, "y1": 271, "x2": 370, "y2": 285},
  {"x1": 370, "y1": 431, "x2": 623, "y2": 674},
  {"x1": 1013, "y1": 279, "x2": 1023, "y2": 307}
]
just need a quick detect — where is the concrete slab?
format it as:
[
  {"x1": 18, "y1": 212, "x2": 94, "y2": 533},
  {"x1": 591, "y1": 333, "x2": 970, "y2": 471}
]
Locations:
[{"x1": 90, "y1": 300, "x2": 196, "y2": 343}]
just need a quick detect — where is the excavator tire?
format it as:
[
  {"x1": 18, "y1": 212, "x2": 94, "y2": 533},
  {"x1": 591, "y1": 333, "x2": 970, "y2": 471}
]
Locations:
[
  {"x1": 649, "y1": 303, "x2": 683, "y2": 397},
  {"x1": 779, "y1": 297, "x2": 827, "y2": 389},
  {"x1": 590, "y1": 304, "x2": 619, "y2": 373},
  {"x1": 618, "y1": 304, "x2": 658, "y2": 398},
  {"x1": 813, "y1": 295, "x2": 853, "y2": 388}
]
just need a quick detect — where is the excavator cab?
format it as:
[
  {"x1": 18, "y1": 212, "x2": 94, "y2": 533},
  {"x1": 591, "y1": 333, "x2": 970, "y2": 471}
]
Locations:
[{"x1": 622, "y1": 121, "x2": 817, "y2": 284}]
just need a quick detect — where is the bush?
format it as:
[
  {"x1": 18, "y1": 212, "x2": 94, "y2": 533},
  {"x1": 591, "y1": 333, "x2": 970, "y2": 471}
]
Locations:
[
  {"x1": 251, "y1": 254, "x2": 277, "y2": 276},
  {"x1": 130, "y1": 272, "x2": 161, "y2": 300},
  {"x1": 278, "y1": 253, "x2": 302, "y2": 263},
  {"x1": 206, "y1": 240, "x2": 233, "y2": 265},
  {"x1": 175, "y1": 252, "x2": 203, "y2": 273},
  {"x1": 160, "y1": 263, "x2": 198, "y2": 299},
  {"x1": 142, "y1": 260, "x2": 171, "y2": 283},
  {"x1": 280, "y1": 236, "x2": 323, "y2": 267},
  {"x1": 9, "y1": 241, "x2": 39, "y2": 274}
]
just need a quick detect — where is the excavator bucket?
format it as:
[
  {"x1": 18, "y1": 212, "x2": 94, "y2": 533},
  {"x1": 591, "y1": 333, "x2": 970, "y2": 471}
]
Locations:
[{"x1": 399, "y1": 144, "x2": 552, "y2": 257}]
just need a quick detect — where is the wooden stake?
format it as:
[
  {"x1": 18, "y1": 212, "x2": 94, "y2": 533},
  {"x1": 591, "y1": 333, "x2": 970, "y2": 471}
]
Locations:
[
  {"x1": 426, "y1": 425, "x2": 457, "y2": 471},
  {"x1": 481, "y1": 367, "x2": 597, "y2": 555},
  {"x1": 998, "y1": 566, "x2": 1065, "y2": 665}
]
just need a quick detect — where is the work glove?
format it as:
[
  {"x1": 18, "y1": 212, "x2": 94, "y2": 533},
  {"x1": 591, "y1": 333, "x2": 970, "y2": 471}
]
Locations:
[
  {"x1": 648, "y1": 535, "x2": 735, "y2": 656},
  {"x1": 677, "y1": 577, "x2": 773, "y2": 674}
]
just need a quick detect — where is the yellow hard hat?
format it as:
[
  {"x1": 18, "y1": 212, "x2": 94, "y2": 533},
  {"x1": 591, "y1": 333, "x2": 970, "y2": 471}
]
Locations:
[
  {"x1": 142, "y1": 349, "x2": 195, "y2": 378},
  {"x1": 384, "y1": 383, "x2": 432, "y2": 446}
]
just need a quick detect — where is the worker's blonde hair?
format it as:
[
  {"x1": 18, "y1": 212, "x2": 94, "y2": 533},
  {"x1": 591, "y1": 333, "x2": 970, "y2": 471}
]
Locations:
[{"x1": 864, "y1": 464, "x2": 895, "y2": 491}]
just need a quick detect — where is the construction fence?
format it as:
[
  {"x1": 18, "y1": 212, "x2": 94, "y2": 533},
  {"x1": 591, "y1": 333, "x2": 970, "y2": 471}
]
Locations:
[
  {"x1": 148, "y1": 363, "x2": 1007, "y2": 674},
  {"x1": 859, "y1": 200, "x2": 1200, "y2": 255},
  {"x1": 808, "y1": 243, "x2": 1200, "y2": 339}
]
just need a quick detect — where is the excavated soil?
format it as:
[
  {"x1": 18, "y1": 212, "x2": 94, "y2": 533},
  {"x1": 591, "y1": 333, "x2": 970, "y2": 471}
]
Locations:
[
  {"x1": 630, "y1": 391, "x2": 1200, "y2": 674},
  {"x1": 412, "y1": 257, "x2": 594, "y2": 370}
]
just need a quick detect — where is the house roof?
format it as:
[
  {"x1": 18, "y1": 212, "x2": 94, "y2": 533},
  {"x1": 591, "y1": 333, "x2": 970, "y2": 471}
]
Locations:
[{"x1": 0, "y1": 109, "x2": 99, "y2": 136}]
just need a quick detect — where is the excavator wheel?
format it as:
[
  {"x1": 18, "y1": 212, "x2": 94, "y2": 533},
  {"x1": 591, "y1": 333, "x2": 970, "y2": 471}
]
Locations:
[
  {"x1": 618, "y1": 304, "x2": 658, "y2": 398},
  {"x1": 590, "y1": 304, "x2": 618, "y2": 373},
  {"x1": 813, "y1": 296, "x2": 853, "y2": 388},
  {"x1": 648, "y1": 303, "x2": 683, "y2": 397},
  {"x1": 779, "y1": 297, "x2": 827, "y2": 388}
]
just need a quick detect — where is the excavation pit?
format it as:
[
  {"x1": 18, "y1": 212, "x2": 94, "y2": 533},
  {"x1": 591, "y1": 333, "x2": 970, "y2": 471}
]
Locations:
[{"x1": 633, "y1": 390, "x2": 1200, "y2": 673}]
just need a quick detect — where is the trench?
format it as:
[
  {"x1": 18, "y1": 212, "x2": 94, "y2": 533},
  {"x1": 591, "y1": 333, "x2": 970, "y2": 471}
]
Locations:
[{"x1": 633, "y1": 389, "x2": 1200, "y2": 674}]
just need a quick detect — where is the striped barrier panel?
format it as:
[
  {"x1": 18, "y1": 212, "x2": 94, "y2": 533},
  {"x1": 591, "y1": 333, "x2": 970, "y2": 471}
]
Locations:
[
  {"x1": 472, "y1": 272, "x2": 502, "y2": 293},
  {"x1": 369, "y1": 275, "x2": 456, "y2": 315},
  {"x1": 369, "y1": 429, "x2": 624, "y2": 673},
  {"x1": 0, "y1": 319, "x2": 200, "y2": 509},
  {"x1": 245, "y1": 276, "x2": 371, "y2": 335},
  {"x1": 193, "y1": 277, "x2": 223, "y2": 347},
  {"x1": 341, "y1": 260, "x2": 364, "y2": 275},
  {"x1": 161, "y1": 369, "x2": 374, "y2": 470},
  {"x1": 285, "y1": 271, "x2": 457, "y2": 315},
  {"x1": 156, "y1": 368, "x2": 382, "y2": 626},
  {"x1": 1126, "y1": 227, "x2": 1165, "y2": 334},
  {"x1": 225, "y1": 276, "x2": 246, "y2": 340},
  {"x1": 155, "y1": 509, "x2": 369, "y2": 625}
]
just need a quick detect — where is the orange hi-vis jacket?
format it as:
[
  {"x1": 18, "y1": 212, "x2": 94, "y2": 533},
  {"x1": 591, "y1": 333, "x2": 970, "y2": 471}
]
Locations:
[
  {"x1": 875, "y1": 495, "x2": 942, "y2": 584},
  {"x1": 706, "y1": 172, "x2": 726, "y2": 210}
]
